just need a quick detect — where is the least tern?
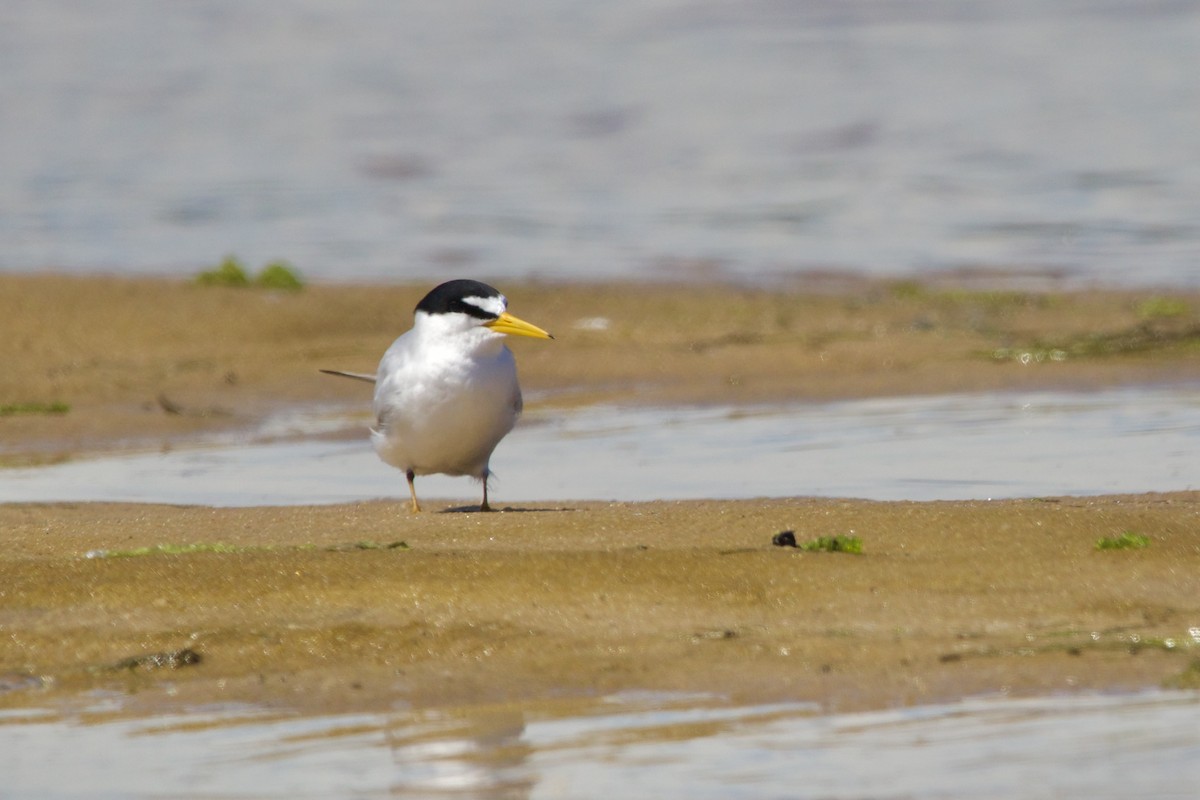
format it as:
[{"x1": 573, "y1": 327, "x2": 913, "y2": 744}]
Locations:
[{"x1": 322, "y1": 279, "x2": 553, "y2": 512}]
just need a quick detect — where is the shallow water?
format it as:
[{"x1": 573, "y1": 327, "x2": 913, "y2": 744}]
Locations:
[
  {"x1": 2, "y1": 690, "x2": 1197, "y2": 799},
  {"x1": 3, "y1": 1, "x2": 1199, "y2": 287},
  {"x1": 2, "y1": 385, "x2": 1197, "y2": 506}
]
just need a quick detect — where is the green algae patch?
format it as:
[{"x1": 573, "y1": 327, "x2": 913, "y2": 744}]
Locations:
[
  {"x1": 1096, "y1": 531, "x2": 1151, "y2": 551},
  {"x1": 196, "y1": 255, "x2": 304, "y2": 290},
  {"x1": 196, "y1": 255, "x2": 251, "y2": 287},
  {"x1": 801, "y1": 535, "x2": 863, "y2": 554},
  {"x1": 994, "y1": 321, "x2": 1200, "y2": 363},
  {"x1": 0, "y1": 402, "x2": 69, "y2": 417},
  {"x1": 254, "y1": 260, "x2": 304, "y2": 291}
]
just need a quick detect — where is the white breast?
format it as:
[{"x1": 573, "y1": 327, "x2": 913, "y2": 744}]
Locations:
[{"x1": 370, "y1": 327, "x2": 522, "y2": 478}]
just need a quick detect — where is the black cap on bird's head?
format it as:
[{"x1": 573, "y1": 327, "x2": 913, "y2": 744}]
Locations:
[
  {"x1": 415, "y1": 279, "x2": 503, "y2": 320},
  {"x1": 414, "y1": 279, "x2": 554, "y2": 339}
]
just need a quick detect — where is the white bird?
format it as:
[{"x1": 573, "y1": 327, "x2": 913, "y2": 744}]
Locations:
[{"x1": 322, "y1": 279, "x2": 553, "y2": 512}]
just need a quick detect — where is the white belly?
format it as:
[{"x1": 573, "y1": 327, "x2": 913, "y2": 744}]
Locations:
[{"x1": 370, "y1": 339, "x2": 521, "y2": 478}]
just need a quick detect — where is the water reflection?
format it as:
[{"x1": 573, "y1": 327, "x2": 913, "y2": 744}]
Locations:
[
  {"x1": 381, "y1": 709, "x2": 533, "y2": 798},
  {"x1": 1, "y1": 691, "x2": 1197, "y2": 798}
]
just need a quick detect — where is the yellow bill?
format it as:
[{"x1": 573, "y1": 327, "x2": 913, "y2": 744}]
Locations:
[{"x1": 485, "y1": 311, "x2": 554, "y2": 340}]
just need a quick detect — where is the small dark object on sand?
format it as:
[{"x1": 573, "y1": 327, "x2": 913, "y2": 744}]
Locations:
[
  {"x1": 772, "y1": 530, "x2": 797, "y2": 547},
  {"x1": 113, "y1": 648, "x2": 202, "y2": 671}
]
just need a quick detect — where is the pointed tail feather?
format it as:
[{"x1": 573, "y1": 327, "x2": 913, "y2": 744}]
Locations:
[{"x1": 319, "y1": 369, "x2": 377, "y2": 384}]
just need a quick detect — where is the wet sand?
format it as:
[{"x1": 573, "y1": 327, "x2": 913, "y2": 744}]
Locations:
[
  {"x1": 2, "y1": 495, "x2": 1198, "y2": 716},
  {"x1": 2, "y1": 274, "x2": 1199, "y2": 715}
]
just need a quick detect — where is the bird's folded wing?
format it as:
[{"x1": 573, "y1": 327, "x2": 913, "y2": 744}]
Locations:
[{"x1": 319, "y1": 369, "x2": 377, "y2": 384}]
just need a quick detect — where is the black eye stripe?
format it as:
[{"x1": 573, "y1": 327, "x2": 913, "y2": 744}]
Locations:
[{"x1": 452, "y1": 298, "x2": 498, "y2": 321}]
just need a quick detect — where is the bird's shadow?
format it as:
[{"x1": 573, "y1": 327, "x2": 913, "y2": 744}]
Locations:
[{"x1": 438, "y1": 505, "x2": 577, "y2": 514}]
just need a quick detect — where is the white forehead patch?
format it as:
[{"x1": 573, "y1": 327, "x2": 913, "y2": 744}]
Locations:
[{"x1": 462, "y1": 293, "x2": 507, "y2": 317}]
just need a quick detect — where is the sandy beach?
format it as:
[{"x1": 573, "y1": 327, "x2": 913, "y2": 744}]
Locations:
[
  {"x1": 2, "y1": 274, "x2": 1199, "y2": 717},
  {"x1": 2, "y1": 495, "x2": 1199, "y2": 717}
]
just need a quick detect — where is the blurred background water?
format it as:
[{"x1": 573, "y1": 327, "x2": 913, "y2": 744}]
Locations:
[{"x1": 2, "y1": 0, "x2": 1198, "y2": 287}]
